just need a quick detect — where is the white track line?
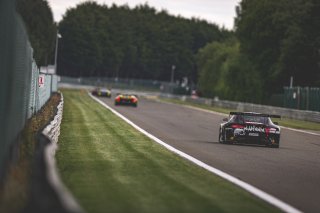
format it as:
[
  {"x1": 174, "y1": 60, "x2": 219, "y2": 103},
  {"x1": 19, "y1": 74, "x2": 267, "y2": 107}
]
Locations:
[
  {"x1": 280, "y1": 126, "x2": 320, "y2": 136},
  {"x1": 156, "y1": 98, "x2": 320, "y2": 137},
  {"x1": 89, "y1": 93, "x2": 301, "y2": 213}
]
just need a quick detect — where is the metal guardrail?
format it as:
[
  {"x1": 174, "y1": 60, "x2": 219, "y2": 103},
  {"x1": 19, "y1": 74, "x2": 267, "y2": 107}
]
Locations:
[
  {"x1": 159, "y1": 94, "x2": 320, "y2": 123},
  {"x1": 59, "y1": 75, "x2": 320, "y2": 123},
  {"x1": 42, "y1": 94, "x2": 84, "y2": 213},
  {"x1": 59, "y1": 76, "x2": 178, "y2": 92}
]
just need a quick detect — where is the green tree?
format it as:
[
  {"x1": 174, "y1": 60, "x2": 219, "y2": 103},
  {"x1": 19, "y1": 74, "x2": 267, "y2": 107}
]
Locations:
[
  {"x1": 57, "y1": 2, "x2": 228, "y2": 82},
  {"x1": 197, "y1": 38, "x2": 262, "y2": 102},
  {"x1": 17, "y1": 0, "x2": 56, "y2": 66},
  {"x1": 235, "y1": 0, "x2": 320, "y2": 98},
  {"x1": 58, "y1": 2, "x2": 103, "y2": 77}
]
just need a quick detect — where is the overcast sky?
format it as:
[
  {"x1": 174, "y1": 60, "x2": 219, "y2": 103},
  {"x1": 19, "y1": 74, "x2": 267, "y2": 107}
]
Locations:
[{"x1": 48, "y1": 0, "x2": 240, "y2": 29}]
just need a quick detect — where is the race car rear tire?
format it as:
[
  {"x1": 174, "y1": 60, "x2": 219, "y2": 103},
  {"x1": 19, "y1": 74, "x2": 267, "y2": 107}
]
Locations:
[
  {"x1": 218, "y1": 128, "x2": 225, "y2": 144},
  {"x1": 266, "y1": 138, "x2": 280, "y2": 148}
]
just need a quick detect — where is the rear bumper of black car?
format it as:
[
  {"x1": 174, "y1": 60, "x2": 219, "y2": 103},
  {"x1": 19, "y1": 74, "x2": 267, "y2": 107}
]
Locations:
[
  {"x1": 224, "y1": 128, "x2": 280, "y2": 146},
  {"x1": 234, "y1": 136, "x2": 279, "y2": 146}
]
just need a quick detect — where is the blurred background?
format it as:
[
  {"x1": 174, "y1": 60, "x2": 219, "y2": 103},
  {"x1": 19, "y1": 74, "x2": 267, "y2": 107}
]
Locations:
[{"x1": 0, "y1": 0, "x2": 319, "y2": 211}]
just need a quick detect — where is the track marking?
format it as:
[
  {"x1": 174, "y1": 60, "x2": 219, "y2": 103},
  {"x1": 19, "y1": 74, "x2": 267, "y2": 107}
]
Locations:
[
  {"x1": 153, "y1": 98, "x2": 320, "y2": 137},
  {"x1": 90, "y1": 93, "x2": 302, "y2": 213},
  {"x1": 280, "y1": 126, "x2": 320, "y2": 136}
]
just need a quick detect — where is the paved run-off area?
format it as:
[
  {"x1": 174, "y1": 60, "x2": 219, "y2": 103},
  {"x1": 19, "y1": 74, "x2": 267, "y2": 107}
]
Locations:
[{"x1": 56, "y1": 90, "x2": 278, "y2": 213}]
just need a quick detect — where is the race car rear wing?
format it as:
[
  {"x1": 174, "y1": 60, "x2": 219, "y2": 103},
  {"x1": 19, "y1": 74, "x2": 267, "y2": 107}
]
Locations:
[
  {"x1": 229, "y1": 112, "x2": 281, "y2": 118},
  {"x1": 116, "y1": 93, "x2": 138, "y2": 97}
]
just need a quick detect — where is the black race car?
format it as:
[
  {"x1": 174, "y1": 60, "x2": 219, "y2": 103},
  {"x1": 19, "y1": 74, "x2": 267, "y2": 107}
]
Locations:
[
  {"x1": 219, "y1": 112, "x2": 281, "y2": 148},
  {"x1": 114, "y1": 94, "x2": 138, "y2": 107}
]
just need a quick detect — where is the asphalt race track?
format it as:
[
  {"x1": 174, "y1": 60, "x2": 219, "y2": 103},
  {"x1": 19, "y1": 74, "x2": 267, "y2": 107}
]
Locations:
[{"x1": 98, "y1": 95, "x2": 320, "y2": 213}]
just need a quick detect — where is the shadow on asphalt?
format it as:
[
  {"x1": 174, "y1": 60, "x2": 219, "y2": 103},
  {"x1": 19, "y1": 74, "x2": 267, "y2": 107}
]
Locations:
[{"x1": 196, "y1": 140, "x2": 281, "y2": 149}]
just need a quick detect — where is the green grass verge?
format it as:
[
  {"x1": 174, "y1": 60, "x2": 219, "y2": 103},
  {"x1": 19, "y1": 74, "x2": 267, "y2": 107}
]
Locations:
[
  {"x1": 272, "y1": 118, "x2": 320, "y2": 131},
  {"x1": 158, "y1": 97, "x2": 320, "y2": 131},
  {"x1": 157, "y1": 97, "x2": 231, "y2": 114},
  {"x1": 57, "y1": 90, "x2": 279, "y2": 213}
]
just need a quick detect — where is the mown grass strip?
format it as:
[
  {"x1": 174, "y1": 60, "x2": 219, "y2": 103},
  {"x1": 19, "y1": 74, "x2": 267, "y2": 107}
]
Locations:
[
  {"x1": 57, "y1": 89, "x2": 279, "y2": 213},
  {"x1": 158, "y1": 97, "x2": 320, "y2": 131}
]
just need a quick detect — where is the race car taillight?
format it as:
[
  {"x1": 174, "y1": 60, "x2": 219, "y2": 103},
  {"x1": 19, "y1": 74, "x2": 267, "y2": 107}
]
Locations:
[
  {"x1": 231, "y1": 124, "x2": 244, "y2": 129},
  {"x1": 265, "y1": 127, "x2": 277, "y2": 135},
  {"x1": 265, "y1": 127, "x2": 277, "y2": 137}
]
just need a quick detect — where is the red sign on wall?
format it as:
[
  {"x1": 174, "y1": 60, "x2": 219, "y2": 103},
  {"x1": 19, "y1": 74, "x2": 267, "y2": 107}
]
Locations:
[{"x1": 39, "y1": 74, "x2": 45, "y2": 88}]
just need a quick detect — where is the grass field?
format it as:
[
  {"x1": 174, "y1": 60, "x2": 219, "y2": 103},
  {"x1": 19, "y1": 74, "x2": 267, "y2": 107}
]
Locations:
[
  {"x1": 57, "y1": 90, "x2": 279, "y2": 213},
  {"x1": 158, "y1": 97, "x2": 320, "y2": 131}
]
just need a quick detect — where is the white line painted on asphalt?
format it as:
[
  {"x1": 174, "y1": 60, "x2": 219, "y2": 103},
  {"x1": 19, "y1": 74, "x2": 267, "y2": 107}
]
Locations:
[
  {"x1": 155, "y1": 98, "x2": 320, "y2": 137},
  {"x1": 280, "y1": 126, "x2": 320, "y2": 136},
  {"x1": 90, "y1": 93, "x2": 302, "y2": 213}
]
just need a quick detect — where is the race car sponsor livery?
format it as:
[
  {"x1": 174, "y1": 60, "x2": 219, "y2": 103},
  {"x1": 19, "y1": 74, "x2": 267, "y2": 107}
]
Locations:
[{"x1": 219, "y1": 112, "x2": 281, "y2": 148}]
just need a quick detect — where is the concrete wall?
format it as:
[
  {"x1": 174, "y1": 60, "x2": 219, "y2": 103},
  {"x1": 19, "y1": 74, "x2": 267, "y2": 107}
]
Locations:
[{"x1": 159, "y1": 94, "x2": 320, "y2": 123}]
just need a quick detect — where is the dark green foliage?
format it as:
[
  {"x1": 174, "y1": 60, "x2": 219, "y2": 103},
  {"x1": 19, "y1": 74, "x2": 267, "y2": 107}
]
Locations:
[
  {"x1": 198, "y1": 0, "x2": 320, "y2": 103},
  {"x1": 197, "y1": 38, "x2": 262, "y2": 102},
  {"x1": 16, "y1": 0, "x2": 57, "y2": 66},
  {"x1": 235, "y1": 0, "x2": 320, "y2": 98},
  {"x1": 58, "y1": 2, "x2": 227, "y2": 82}
]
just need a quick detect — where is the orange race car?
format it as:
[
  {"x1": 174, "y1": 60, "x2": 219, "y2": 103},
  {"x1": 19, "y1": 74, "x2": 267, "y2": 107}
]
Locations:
[{"x1": 114, "y1": 94, "x2": 138, "y2": 107}]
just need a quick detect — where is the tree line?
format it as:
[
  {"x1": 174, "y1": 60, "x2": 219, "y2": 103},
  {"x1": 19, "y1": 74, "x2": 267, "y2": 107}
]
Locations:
[
  {"x1": 17, "y1": 0, "x2": 320, "y2": 103},
  {"x1": 198, "y1": 0, "x2": 320, "y2": 103},
  {"x1": 17, "y1": 0, "x2": 56, "y2": 66},
  {"x1": 57, "y1": 1, "x2": 230, "y2": 83}
]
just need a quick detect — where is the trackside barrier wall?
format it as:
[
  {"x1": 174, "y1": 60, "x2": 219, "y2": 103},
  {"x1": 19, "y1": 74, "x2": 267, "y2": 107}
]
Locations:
[
  {"x1": 42, "y1": 94, "x2": 84, "y2": 213},
  {"x1": 38, "y1": 74, "x2": 53, "y2": 109},
  {"x1": 51, "y1": 75, "x2": 59, "y2": 92},
  {"x1": 60, "y1": 76, "x2": 168, "y2": 91},
  {"x1": 60, "y1": 76, "x2": 320, "y2": 122},
  {"x1": 0, "y1": 0, "x2": 58, "y2": 176},
  {"x1": 284, "y1": 87, "x2": 320, "y2": 111},
  {"x1": 27, "y1": 62, "x2": 39, "y2": 118},
  {"x1": 159, "y1": 94, "x2": 320, "y2": 123}
]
